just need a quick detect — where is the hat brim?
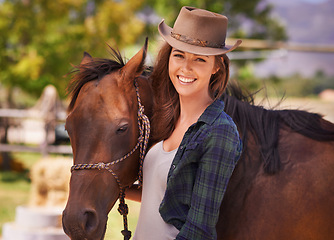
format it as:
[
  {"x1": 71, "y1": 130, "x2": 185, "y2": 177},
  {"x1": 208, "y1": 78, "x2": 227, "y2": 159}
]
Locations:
[{"x1": 158, "y1": 20, "x2": 242, "y2": 56}]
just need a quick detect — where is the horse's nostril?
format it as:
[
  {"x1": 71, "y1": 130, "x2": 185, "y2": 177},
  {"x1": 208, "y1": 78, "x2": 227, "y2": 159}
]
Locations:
[
  {"x1": 83, "y1": 209, "x2": 99, "y2": 234},
  {"x1": 62, "y1": 207, "x2": 104, "y2": 239}
]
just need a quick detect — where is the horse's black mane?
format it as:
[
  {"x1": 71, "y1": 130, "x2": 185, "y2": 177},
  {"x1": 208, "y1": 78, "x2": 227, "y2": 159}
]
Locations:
[
  {"x1": 67, "y1": 48, "x2": 334, "y2": 175},
  {"x1": 222, "y1": 82, "x2": 334, "y2": 174}
]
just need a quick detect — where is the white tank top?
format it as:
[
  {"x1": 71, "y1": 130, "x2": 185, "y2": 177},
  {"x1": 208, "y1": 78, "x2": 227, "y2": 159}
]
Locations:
[{"x1": 133, "y1": 141, "x2": 179, "y2": 240}]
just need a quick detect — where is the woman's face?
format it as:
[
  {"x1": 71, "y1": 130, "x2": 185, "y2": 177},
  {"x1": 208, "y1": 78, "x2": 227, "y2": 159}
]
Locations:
[{"x1": 168, "y1": 48, "x2": 218, "y2": 100}]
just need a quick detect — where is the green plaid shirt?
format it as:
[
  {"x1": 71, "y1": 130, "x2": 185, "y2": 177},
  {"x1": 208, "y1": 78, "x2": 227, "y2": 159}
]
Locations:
[{"x1": 159, "y1": 99, "x2": 242, "y2": 240}]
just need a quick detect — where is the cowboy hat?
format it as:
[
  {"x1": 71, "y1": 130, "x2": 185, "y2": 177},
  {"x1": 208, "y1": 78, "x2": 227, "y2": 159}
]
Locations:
[{"x1": 158, "y1": 6, "x2": 242, "y2": 56}]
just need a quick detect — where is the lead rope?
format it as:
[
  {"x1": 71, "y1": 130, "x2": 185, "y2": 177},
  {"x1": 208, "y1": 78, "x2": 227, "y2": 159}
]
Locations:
[
  {"x1": 135, "y1": 80, "x2": 150, "y2": 187},
  {"x1": 118, "y1": 188, "x2": 131, "y2": 240},
  {"x1": 117, "y1": 80, "x2": 150, "y2": 240}
]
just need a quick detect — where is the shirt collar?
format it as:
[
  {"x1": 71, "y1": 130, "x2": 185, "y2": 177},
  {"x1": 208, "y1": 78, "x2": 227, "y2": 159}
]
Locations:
[{"x1": 198, "y1": 99, "x2": 225, "y2": 125}]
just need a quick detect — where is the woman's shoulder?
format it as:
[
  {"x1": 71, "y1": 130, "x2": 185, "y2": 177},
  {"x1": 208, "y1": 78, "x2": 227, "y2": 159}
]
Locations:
[
  {"x1": 196, "y1": 113, "x2": 239, "y2": 146},
  {"x1": 208, "y1": 100, "x2": 237, "y2": 129},
  {"x1": 192, "y1": 100, "x2": 239, "y2": 144}
]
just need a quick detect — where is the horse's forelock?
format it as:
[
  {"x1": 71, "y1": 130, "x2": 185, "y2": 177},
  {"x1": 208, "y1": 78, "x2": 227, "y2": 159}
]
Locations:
[{"x1": 67, "y1": 49, "x2": 125, "y2": 112}]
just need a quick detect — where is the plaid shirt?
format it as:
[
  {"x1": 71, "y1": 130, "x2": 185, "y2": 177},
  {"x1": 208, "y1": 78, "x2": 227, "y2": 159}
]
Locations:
[{"x1": 159, "y1": 99, "x2": 242, "y2": 240}]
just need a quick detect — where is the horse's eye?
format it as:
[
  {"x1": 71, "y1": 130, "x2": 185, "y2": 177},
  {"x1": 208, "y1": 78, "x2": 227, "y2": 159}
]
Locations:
[{"x1": 116, "y1": 124, "x2": 128, "y2": 134}]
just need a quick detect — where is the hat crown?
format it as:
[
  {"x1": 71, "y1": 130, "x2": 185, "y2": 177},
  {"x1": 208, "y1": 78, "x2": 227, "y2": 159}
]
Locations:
[
  {"x1": 172, "y1": 7, "x2": 228, "y2": 48},
  {"x1": 158, "y1": 6, "x2": 241, "y2": 55}
]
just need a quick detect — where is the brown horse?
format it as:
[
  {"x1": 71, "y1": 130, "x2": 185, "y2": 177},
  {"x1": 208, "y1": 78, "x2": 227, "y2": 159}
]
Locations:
[
  {"x1": 62, "y1": 40, "x2": 153, "y2": 240},
  {"x1": 62, "y1": 41, "x2": 334, "y2": 240}
]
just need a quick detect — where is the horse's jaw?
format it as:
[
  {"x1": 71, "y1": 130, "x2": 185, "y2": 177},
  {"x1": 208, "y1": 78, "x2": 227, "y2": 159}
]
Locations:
[{"x1": 62, "y1": 171, "x2": 119, "y2": 240}]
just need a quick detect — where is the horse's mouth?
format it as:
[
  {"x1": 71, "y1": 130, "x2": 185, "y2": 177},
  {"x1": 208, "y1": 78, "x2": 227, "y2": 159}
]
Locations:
[{"x1": 62, "y1": 221, "x2": 107, "y2": 240}]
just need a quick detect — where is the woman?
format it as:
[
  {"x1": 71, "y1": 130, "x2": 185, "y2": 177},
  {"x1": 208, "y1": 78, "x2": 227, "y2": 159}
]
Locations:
[{"x1": 128, "y1": 6, "x2": 243, "y2": 240}]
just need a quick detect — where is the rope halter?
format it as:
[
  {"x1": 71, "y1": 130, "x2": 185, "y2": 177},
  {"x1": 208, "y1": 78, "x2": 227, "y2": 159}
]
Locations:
[{"x1": 70, "y1": 79, "x2": 150, "y2": 240}]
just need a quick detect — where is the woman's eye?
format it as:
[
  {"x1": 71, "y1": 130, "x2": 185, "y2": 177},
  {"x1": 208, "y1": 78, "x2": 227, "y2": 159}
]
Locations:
[
  {"x1": 173, "y1": 54, "x2": 184, "y2": 58},
  {"x1": 196, "y1": 58, "x2": 206, "y2": 62}
]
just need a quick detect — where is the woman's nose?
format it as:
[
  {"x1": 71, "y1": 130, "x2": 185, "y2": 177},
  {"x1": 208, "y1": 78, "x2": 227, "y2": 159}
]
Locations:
[{"x1": 181, "y1": 59, "x2": 193, "y2": 72}]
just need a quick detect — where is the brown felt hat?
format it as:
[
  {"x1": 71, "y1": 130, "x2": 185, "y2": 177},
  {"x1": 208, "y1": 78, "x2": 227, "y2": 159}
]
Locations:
[{"x1": 158, "y1": 6, "x2": 242, "y2": 56}]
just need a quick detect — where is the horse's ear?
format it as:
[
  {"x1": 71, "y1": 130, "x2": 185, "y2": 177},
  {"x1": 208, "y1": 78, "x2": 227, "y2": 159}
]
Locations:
[
  {"x1": 78, "y1": 52, "x2": 93, "y2": 73},
  {"x1": 121, "y1": 38, "x2": 148, "y2": 85},
  {"x1": 81, "y1": 52, "x2": 93, "y2": 65}
]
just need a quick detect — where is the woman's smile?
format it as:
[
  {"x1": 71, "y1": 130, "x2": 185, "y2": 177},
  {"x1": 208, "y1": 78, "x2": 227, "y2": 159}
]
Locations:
[
  {"x1": 178, "y1": 75, "x2": 196, "y2": 84},
  {"x1": 169, "y1": 48, "x2": 217, "y2": 99}
]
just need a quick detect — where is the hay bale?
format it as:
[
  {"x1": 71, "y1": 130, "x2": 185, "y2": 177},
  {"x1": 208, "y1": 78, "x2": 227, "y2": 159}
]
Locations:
[{"x1": 29, "y1": 157, "x2": 72, "y2": 207}]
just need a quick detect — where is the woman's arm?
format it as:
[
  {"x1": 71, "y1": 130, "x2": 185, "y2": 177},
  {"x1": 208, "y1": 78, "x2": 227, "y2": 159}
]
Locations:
[{"x1": 125, "y1": 184, "x2": 142, "y2": 202}]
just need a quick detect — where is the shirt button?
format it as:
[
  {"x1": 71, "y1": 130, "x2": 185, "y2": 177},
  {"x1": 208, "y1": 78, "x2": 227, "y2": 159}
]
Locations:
[
  {"x1": 180, "y1": 145, "x2": 184, "y2": 150},
  {"x1": 172, "y1": 164, "x2": 176, "y2": 170}
]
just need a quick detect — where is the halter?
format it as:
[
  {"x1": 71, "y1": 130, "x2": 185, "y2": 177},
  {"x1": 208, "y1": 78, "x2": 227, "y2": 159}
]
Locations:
[{"x1": 70, "y1": 79, "x2": 150, "y2": 240}]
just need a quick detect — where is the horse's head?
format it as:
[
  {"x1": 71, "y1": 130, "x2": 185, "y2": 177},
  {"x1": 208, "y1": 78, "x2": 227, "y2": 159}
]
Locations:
[{"x1": 62, "y1": 40, "x2": 152, "y2": 240}]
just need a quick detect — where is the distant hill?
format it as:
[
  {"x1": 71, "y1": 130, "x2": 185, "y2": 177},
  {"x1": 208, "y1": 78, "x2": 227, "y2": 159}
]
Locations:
[
  {"x1": 270, "y1": 0, "x2": 334, "y2": 44},
  {"x1": 253, "y1": 0, "x2": 334, "y2": 77}
]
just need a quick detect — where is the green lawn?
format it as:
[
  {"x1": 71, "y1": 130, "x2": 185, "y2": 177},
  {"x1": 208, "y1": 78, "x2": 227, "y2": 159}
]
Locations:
[
  {"x1": 0, "y1": 152, "x2": 140, "y2": 239},
  {"x1": 0, "y1": 170, "x2": 31, "y2": 236},
  {"x1": 106, "y1": 200, "x2": 140, "y2": 240}
]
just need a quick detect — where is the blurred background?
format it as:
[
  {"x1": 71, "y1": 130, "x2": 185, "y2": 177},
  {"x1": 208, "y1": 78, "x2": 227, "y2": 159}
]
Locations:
[{"x1": 0, "y1": 0, "x2": 333, "y2": 239}]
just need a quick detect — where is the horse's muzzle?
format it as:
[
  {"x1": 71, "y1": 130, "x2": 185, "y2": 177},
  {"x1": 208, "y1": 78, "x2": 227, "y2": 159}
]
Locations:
[{"x1": 62, "y1": 207, "x2": 107, "y2": 240}]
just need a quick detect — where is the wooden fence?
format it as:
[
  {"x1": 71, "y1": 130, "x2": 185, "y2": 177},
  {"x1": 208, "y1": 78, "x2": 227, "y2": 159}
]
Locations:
[{"x1": 0, "y1": 85, "x2": 72, "y2": 156}]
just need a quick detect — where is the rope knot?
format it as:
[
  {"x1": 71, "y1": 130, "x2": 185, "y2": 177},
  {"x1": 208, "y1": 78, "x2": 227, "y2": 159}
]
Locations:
[
  {"x1": 139, "y1": 105, "x2": 145, "y2": 115},
  {"x1": 137, "y1": 135, "x2": 144, "y2": 143},
  {"x1": 97, "y1": 162, "x2": 105, "y2": 170},
  {"x1": 121, "y1": 229, "x2": 132, "y2": 240},
  {"x1": 118, "y1": 203, "x2": 129, "y2": 216}
]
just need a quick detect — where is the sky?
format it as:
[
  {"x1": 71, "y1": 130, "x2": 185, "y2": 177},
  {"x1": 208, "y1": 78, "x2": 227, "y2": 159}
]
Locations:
[
  {"x1": 293, "y1": 0, "x2": 327, "y2": 3},
  {"x1": 250, "y1": 0, "x2": 334, "y2": 77}
]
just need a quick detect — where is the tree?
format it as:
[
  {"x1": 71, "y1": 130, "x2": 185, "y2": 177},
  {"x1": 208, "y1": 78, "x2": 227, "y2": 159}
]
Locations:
[
  {"x1": 0, "y1": 0, "x2": 145, "y2": 102},
  {"x1": 0, "y1": 0, "x2": 287, "y2": 102},
  {"x1": 0, "y1": 0, "x2": 145, "y2": 170}
]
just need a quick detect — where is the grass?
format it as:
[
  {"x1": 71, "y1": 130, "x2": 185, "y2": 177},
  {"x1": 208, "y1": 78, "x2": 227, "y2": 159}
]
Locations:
[
  {"x1": 0, "y1": 170, "x2": 31, "y2": 235},
  {"x1": 0, "y1": 152, "x2": 140, "y2": 239},
  {"x1": 0, "y1": 152, "x2": 39, "y2": 235},
  {"x1": 106, "y1": 200, "x2": 140, "y2": 240}
]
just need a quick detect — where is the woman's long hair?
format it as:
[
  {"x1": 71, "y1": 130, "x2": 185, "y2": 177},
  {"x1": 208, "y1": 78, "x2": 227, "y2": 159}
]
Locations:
[{"x1": 150, "y1": 43, "x2": 230, "y2": 143}]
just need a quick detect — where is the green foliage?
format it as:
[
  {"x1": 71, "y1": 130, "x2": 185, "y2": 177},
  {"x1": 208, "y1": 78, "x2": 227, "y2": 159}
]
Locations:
[
  {"x1": 0, "y1": 170, "x2": 31, "y2": 235},
  {"x1": 233, "y1": 66, "x2": 334, "y2": 98},
  {"x1": 0, "y1": 0, "x2": 145, "y2": 102},
  {"x1": 312, "y1": 71, "x2": 334, "y2": 94},
  {"x1": 0, "y1": 0, "x2": 288, "y2": 105},
  {"x1": 268, "y1": 72, "x2": 334, "y2": 97},
  {"x1": 232, "y1": 63, "x2": 262, "y2": 91}
]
